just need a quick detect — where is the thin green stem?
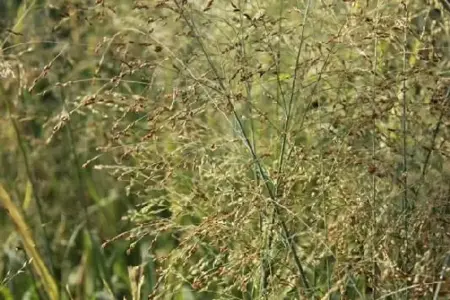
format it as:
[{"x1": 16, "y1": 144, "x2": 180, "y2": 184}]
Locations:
[
  {"x1": 173, "y1": 1, "x2": 311, "y2": 295},
  {"x1": 2, "y1": 86, "x2": 55, "y2": 278}
]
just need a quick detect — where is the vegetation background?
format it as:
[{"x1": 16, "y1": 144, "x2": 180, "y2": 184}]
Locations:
[{"x1": 1, "y1": 0, "x2": 450, "y2": 299}]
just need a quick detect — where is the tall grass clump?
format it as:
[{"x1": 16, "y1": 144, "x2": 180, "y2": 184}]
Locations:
[
  {"x1": 1, "y1": 0, "x2": 138, "y2": 299},
  {"x1": 55, "y1": 0, "x2": 450, "y2": 298},
  {"x1": 3, "y1": 0, "x2": 450, "y2": 299}
]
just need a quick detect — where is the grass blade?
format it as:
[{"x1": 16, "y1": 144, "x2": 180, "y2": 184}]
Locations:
[{"x1": 0, "y1": 184, "x2": 59, "y2": 300}]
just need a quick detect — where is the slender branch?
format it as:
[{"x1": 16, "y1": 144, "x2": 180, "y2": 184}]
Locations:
[
  {"x1": 401, "y1": 3, "x2": 410, "y2": 298},
  {"x1": 2, "y1": 72, "x2": 55, "y2": 277},
  {"x1": 173, "y1": 1, "x2": 311, "y2": 294}
]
